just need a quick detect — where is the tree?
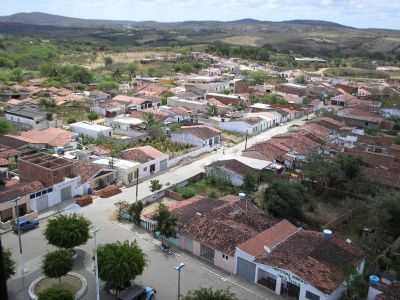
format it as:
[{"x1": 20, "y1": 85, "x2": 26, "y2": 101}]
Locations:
[
  {"x1": 127, "y1": 63, "x2": 138, "y2": 81},
  {"x1": 87, "y1": 112, "x2": 99, "y2": 122},
  {"x1": 104, "y1": 56, "x2": 113, "y2": 68},
  {"x1": 0, "y1": 119, "x2": 13, "y2": 135},
  {"x1": 150, "y1": 179, "x2": 163, "y2": 192},
  {"x1": 183, "y1": 288, "x2": 238, "y2": 300},
  {"x1": 153, "y1": 203, "x2": 177, "y2": 241},
  {"x1": 242, "y1": 174, "x2": 257, "y2": 193},
  {"x1": 45, "y1": 214, "x2": 91, "y2": 250},
  {"x1": 143, "y1": 112, "x2": 161, "y2": 130},
  {"x1": 208, "y1": 105, "x2": 218, "y2": 116},
  {"x1": 97, "y1": 241, "x2": 146, "y2": 294},
  {"x1": 3, "y1": 249, "x2": 15, "y2": 280},
  {"x1": 128, "y1": 201, "x2": 144, "y2": 225},
  {"x1": 342, "y1": 273, "x2": 368, "y2": 300},
  {"x1": 42, "y1": 249, "x2": 73, "y2": 284},
  {"x1": 38, "y1": 287, "x2": 74, "y2": 300},
  {"x1": 264, "y1": 181, "x2": 305, "y2": 222}
]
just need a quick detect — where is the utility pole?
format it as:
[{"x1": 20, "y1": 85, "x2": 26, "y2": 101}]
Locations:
[
  {"x1": 13, "y1": 197, "x2": 25, "y2": 287},
  {"x1": 0, "y1": 235, "x2": 9, "y2": 300},
  {"x1": 175, "y1": 263, "x2": 185, "y2": 300},
  {"x1": 244, "y1": 130, "x2": 248, "y2": 150},
  {"x1": 91, "y1": 227, "x2": 100, "y2": 300},
  {"x1": 135, "y1": 169, "x2": 139, "y2": 202}
]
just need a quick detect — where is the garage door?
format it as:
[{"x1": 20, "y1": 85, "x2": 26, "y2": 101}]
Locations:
[
  {"x1": 160, "y1": 159, "x2": 168, "y2": 171},
  {"x1": 36, "y1": 196, "x2": 49, "y2": 212},
  {"x1": 237, "y1": 257, "x2": 256, "y2": 283},
  {"x1": 61, "y1": 186, "x2": 72, "y2": 201}
]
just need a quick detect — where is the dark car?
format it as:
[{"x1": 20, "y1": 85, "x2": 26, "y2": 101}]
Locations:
[
  {"x1": 117, "y1": 284, "x2": 156, "y2": 300},
  {"x1": 12, "y1": 219, "x2": 39, "y2": 233}
]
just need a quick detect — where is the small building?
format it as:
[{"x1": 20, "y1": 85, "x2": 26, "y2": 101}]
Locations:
[
  {"x1": 109, "y1": 116, "x2": 148, "y2": 140},
  {"x1": 121, "y1": 146, "x2": 169, "y2": 179},
  {"x1": 70, "y1": 122, "x2": 112, "y2": 139},
  {"x1": 205, "y1": 156, "x2": 282, "y2": 186},
  {"x1": 18, "y1": 152, "x2": 83, "y2": 211},
  {"x1": 92, "y1": 157, "x2": 140, "y2": 186},
  {"x1": 218, "y1": 117, "x2": 267, "y2": 135},
  {"x1": 73, "y1": 161, "x2": 115, "y2": 192},
  {"x1": 5, "y1": 104, "x2": 55, "y2": 130},
  {"x1": 167, "y1": 96, "x2": 208, "y2": 114},
  {"x1": 113, "y1": 95, "x2": 161, "y2": 112},
  {"x1": 170, "y1": 125, "x2": 222, "y2": 148},
  {"x1": 235, "y1": 223, "x2": 365, "y2": 300},
  {"x1": 9, "y1": 128, "x2": 78, "y2": 151},
  {"x1": 0, "y1": 174, "x2": 42, "y2": 228}
]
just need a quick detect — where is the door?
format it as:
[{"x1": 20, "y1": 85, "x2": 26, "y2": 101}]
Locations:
[
  {"x1": 36, "y1": 196, "x2": 49, "y2": 212},
  {"x1": 200, "y1": 244, "x2": 215, "y2": 262},
  {"x1": 160, "y1": 159, "x2": 168, "y2": 171},
  {"x1": 61, "y1": 186, "x2": 72, "y2": 201},
  {"x1": 236, "y1": 257, "x2": 256, "y2": 283}
]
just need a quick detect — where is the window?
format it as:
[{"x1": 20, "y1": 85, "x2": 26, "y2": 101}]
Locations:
[
  {"x1": 144, "y1": 167, "x2": 147, "y2": 171},
  {"x1": 222, "y1": 254, "x2": 229, "y2": 260},
  {"x1": 30, "y1": 194, "x2": 35, "y2": 199},
  {"x1": 47, "y1": 188, "x2": 53, "y2": 193},
  {"x1": 35, "y1": 192, "x2": 41, "y2": 197},
  {"x1": 42, "y1": 190, "x2": 47, "y2": 195},
  {"x1": 306, "y1": 291, "x2": 320, "y2": 300}
]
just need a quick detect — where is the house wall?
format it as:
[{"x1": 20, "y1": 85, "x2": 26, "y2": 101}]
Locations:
[
  {"x1": 235, "y1": 247, "x2": 355, "y2": 300},
  {"x1": 214, "y1": 250, "x2": 235, "y2": 273},
  {"x1": 0, "y1": 195, "x2": 31, "y2": 223},
  {"x1": 70, "y1": 124, "x2": 112, "y2": 139},
  {"x1": 193, "y1": 240, "x2": 201, "y2": 256},
  {"x1": 170, "y1": 133, "x2": 204, "y2": 147},
  {"x1": 219, "y1": 121, "x2": 254, "y2": 135},
  {"x1": 5, "y1": 113, "x2": 48, "y2": 130},
  {"x1": 206, "y1": 166, "x2": 244, "y2": 187}
]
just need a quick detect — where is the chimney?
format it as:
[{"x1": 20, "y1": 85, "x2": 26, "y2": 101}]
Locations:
[{"x1": 323, "y1": 229, "x2": 333, "y2": 240}]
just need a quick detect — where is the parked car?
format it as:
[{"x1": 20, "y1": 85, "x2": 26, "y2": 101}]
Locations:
[
  {"x1": 117, "y1": 284, "x2": 156, "y2": 300},
  {"x1": 12, "y1": 219, "x2": 39, "y2": 233}
]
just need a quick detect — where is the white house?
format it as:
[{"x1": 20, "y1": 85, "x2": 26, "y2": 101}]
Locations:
[
  {"x1": 170, "y1": 125, "x2": 222, "y2": 148},
  {"x1": 108, "y1": 116, "x2": 147, "y2": 139},
  {"x1": 121, "y1": 146, "x2": 169, "y2": 179},
  {"x1": 218, "y1": 116, "x2": 267, "y2": 135},
  {"x1": 167, "y1": 96, "x2": 208, "y2": 113},
  {"x1": 70, "y1": 122, "x2": 112, "y2": 139},
  {"x1": 235, "y1": 221, "x2": 365, "y2": 300},
  {"x1": 5, "y1": 104, "x2": 55, "y2": 130},
  {"x1": 92, "y1": 157, "x2": 140, "y2": 186}
]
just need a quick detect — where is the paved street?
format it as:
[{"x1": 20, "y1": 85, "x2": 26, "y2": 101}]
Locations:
[{"x1": 2, "y1": 118, "x2": 304, "y2": 300}]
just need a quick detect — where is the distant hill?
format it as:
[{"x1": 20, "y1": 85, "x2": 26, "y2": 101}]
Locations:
[{"x1": 1, "y1": 12, "x2": 400, "y2": 58}]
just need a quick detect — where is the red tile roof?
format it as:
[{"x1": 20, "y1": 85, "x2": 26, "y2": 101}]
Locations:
[
  {"x1": 238, "y1": 220, "x2": 298, "y2": 257},
  {"x1": 172, "y1": 195, "x2": 277, "y2": 255},
  {"x1": 256, "y1": 230, "x2": 364, "y2": 294},
  {"x1": 11, "y1": 128, "x2": 75, "y2": 147},
  {"x1": 121, "y1": 146, "x2": 166, "y2": 163},
  {"x1": 178, "y1": 125, "x2": 221, "y2": 140},
  {"x1": 0, "y1": 180, "x2": 44, "y2": 204}
]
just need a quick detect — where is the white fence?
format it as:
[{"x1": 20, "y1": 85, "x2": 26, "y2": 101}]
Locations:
[{"x1": 167, "y1": 145, "x2": 218, "y2": 168}]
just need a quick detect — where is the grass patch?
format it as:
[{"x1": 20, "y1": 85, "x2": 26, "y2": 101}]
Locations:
[
  {"x1": 34, "y1": 274, "x2": 82, "y2": 296},
  {"x1": 325, "y1": 67, "x2": 389, "y2": 79},
  {"x1": 175, "y1": 177, "x2": 238, "y2": 199}
]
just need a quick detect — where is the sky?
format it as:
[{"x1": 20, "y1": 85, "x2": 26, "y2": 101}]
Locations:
[{"x1": 1, "y1": 0, "x2": 400, "y2": 29}]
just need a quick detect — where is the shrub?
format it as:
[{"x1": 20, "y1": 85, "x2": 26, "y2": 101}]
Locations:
[
  {"x1": 42, "y1": 249, "x2": 73, "y2": 282},
  {"x1": 45, "y1": 214, "x2": 91, "y2": 249},
  {"x1": 38, "y1": 288, "x2": 74, "y2": 300}
]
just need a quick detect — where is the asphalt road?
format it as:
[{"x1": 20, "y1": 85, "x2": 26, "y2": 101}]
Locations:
[{"x1": 3, "y1": 118, "x2": 305, "y2": 300}]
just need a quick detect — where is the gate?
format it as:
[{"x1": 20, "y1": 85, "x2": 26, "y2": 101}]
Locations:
[{"x1": 236, "y1": 257, "x2": 256, "y2": 283}]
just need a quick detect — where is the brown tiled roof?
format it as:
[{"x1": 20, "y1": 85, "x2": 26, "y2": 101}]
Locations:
[
  {"x1": 73, "y1": 161, "x2": 105, "y2": 183},
  {"x1": 11, "y1": 128, "x2": 75, "y2": 147},
  {"x1": 121, "y1": 146, "x2": 166, "y2": 163},
  {"x1": 0, "y1": 180, "x2": 44, "y2": 204},
  {"x1": 210, "y1": 159, "x2": 257, "y2": 177},
  {"x1": 178, "y1": 125, "x2": 221, "y2": 140},
  {"x1": 0, "y1": 136, "x2": 28, "y2": 149},
  {"x1": 244, "y1": 140, "x2": 289, "y2": 162},
  {"x1": 313, "y1": 117, "x2": 344, "y2": 130},
  {"x1": 301, "y1": 123, "x2": 330, "y2": 142},
  {"x1": 173, "y1": 195, "x2": 277, "y2": 256},
  {"x1": 238, "y1": 220, "x2": 298, "y2": 257},
  {"x1": 256, "y1": 230, "x2": 364, "y2": 294}
]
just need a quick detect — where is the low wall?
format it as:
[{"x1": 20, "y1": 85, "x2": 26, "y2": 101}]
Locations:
[{"x1": 168, "y1": 145, "x2": 218, "y2": 168}]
